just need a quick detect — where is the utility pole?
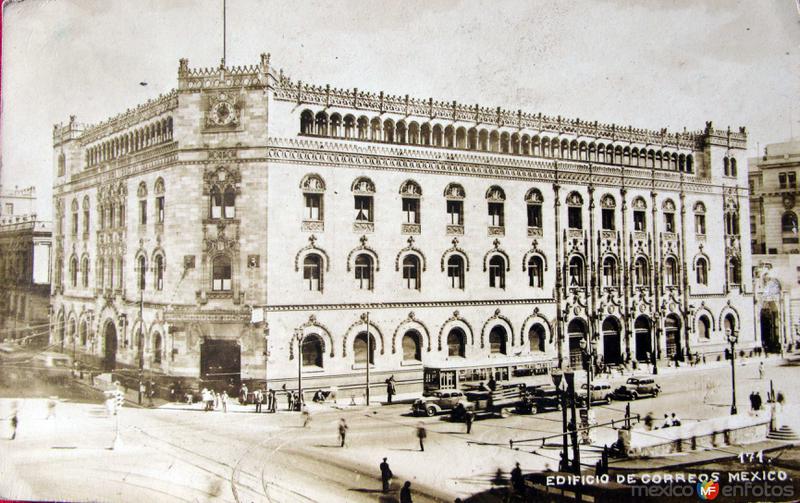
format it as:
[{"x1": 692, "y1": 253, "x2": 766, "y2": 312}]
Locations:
[
  {"x1": 137, "y1": 288, "x2": 144, "y2": 405},
  {"x1": 296, "y1": 329, "x2": 304, "y2": 405},
  {"x1": 365, "y1": 312, "x2": 371, "y2": 406}
]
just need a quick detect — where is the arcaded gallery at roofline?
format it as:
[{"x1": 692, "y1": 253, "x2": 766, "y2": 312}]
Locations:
[{"x1": 49, "y1": 53, "x2": 756, "y2": 395}]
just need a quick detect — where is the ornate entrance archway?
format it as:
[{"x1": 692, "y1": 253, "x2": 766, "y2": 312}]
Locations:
[
  {"x1": 601, "y1": 317, "x2": 622, "y2": 364},
  {"x1": 634, "y1": 316, "x2": 652, "y2": 362},
  {"x1": 760, "y1": 306, "x2": 780, "y2": 353}
]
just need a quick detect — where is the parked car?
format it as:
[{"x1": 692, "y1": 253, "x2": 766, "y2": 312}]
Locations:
[
  {"x1": 30, "y1": 352, "x2": 73, "y2": 383},
  {"x1": 612, "y1": 376, "x2": 661, "y2": 400},
  {"x1": 518, "y1": 384, "x2": 561, "y2": 414},
  {"x1": 412, "y1": 390, "x2": 466, "y2": 416},
  {"x1": 450, "y1": 386, "x2": 526, "y2": 420},
  {"x1": 577, "y1": 381, "x2": 614, "y2": 406}
]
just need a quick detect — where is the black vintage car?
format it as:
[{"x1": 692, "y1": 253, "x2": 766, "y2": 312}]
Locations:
[{"x1": 517, "y1": 384, "x2": 562, "y2": 414}]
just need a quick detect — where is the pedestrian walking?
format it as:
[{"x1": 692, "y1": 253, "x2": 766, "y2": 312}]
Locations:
[
  {"x1": 465, "y1": 410, "x2": 475, "y2": 434},
  {"x1": 302, "y1": 405, "x2": 311, "y2": 428},
  {"x1": 386, "y1": 375, "x2": 396, "y2": 404},
  {"x1": 254, "y1": 389, "x2": 262, "y2": 413},
  {"x1": 379, "y1": 457, "x2": 393, "y2": 493},
  {"x1": 8, "y1": 401, "x2": 18, "y2": 440},
  {"x1": 338, "y1": 418, "x2": 348, "y2": 447},
  {"x1": 221, "y1": 390, "x2": 228, "y2": 413},
  {"x1": 753, "y1": 392, "x2": 763, "y2": 411},
  {"x1": 400, "y1": 481, "x2": 413, "y2": 503},
  {"x1": 510, "y1": 462, "x2": 524, "y2": 497},
  {"x1": 643, "y1": 412, "x2": 654, "y2": 431},
  {"x1": 147, "y1": 381, "x2": 155, "y2": 407},
  {"x1": 240, "y1": 383, "x2": 249, "y2": 405},
  {"x1": 416, "y1": 422, "x2": 427, "y2": 451},
  {"x1": 758, "y1": 362, "x2": 765, "y2": 380},
  {"x1": 269, "y1": 389, "x2": 277, "y2": 413},
  {"x1": 287, "y1": 390, "x2": 295, "y2": 411},
  {"x1": 46, "y1": 398, "x2": 56, "y2": 420},
  {"x1": 749, "y1": 391, "x2": 757, "y2": 412}
]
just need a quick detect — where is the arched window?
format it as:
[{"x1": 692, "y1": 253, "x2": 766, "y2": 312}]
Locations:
[
  {"x1": 370, "y1": 118, "x2": 381, "y2": 141},
  {"x1": 486, "y1": 186, "x2": 505, "y2": 229},
  {"x1": 528, "y1": 256, "x2": 544, "y2": 288},
  {"x1": 696, "y1": 257, "x2": 708, "y2": 285},
  {"x1": 698, "y1": 316, "x2": 710, "y2": 339},
  {"x1": 730, "y1": 158, "x2": 738, "y2": 176},
  {"x1": 728, "y1": 257, "x2": 741, "y2": 285},
  {"x1": 210, "y1": 187, "x2": 223, "y2": 219},
  {"x1": 315, "y1": 111, "x2": 329, "y2": 136},
  {"x1": 489, "y1": 255, "x2": 506, "y2": 288},
  {"x1": 634, "y1": 257, "x2": 649, "y2": 286},
  {"x1": 71, "y1": 199, "x2": 79, "y2": 236},
  {"x1": 447, "y1": 255, "x2": 465, "y2": 289},
  {"x1": 357, "y1": 116, "x2": 368, "y2": 139},
  {"x1": 528, "y1": 324, "x2": 546, "y2": 352},
  {"x1": 525, "y1": 188, "x2": 543, "y2": 229},
  {"x1": 137, "y1": 255, "x2": 147, "y2": 290},
  {"x1": 601, "y1": 195, "x2": 616, "y2": 230},
  {"x1": 81, "y1": 257, "x2": 90, "y2": 288},
  {"x1": 58, "y1": 153, "x2": 66, "y2": 176},
  {"x1": 384, "y1": 119, "x2": 396, "y2": 143},
  {"x1": 602, "y1": 257, "x2": 618, "y2": 287},
  {"x1": 223, "y1": 187, "x2": 236, "y2": 219},
  {"x1": 354, "y1": 254, "x2": 374, "y2": 290},
  {"x1": 154, "y1": 255, "x2": 164, "y2": 291},
  {"x1": 330, "y1": 113, "x2": 342, "y2": 137},
  {"x1": 343, "y1": 115, "x2": 356, "y2": 139},
  {"x1": 567, "y1": 192, "x2": 583, "y2": 229},
  {"x1": 303, "y1": 254, "x2": 322, "y2": 291},
  {"x1": 694, "y1": 202, "x2": 707, "y2": 235},
  {"x1": 82, "y1": 197, "x2": 90, "y2": 236},
  {"x1": 723, "y1": 156, "x2": 730, "y2": 176},
  {"x1": 79, "y1": 320, "x2": 88, "y2": 346},
  {"x1": 402, "y1": 255, "x2": 421, "y2": 290},
  {"x1": 568, "y1": 256, "x2": 584, "y2": 287},
  {"x1": 447, "y1": 328, "x2": 466, "y2": 357},
  {"x1": 400, "y1": 179, "x2": 421, "y2": 226},
  {"x1": 567, "y1": 319, "x2": 587, "y2": 367},
  {"x1": 354, "y1": 332, "x2": 376, "y2": 365},
  {"x1": 98, "y1": 259, "x2": 105, "y2": 289},
  {"x1": 489, "y1": 326, "x2": 507, "y2": 355},
  {"x1": 402, "y1": 331, "x2": 422, "y2": 362},
  {"x1": 70, "y1": 256, "x2": 78, "y2": 287},
  {"x1": 212, "y1": 255, "x2": 232, "y2": 291},
  {"x1": 302, "y1": 334, "x2": 324, "y2": 368},
  {"x1": 724, "y1": 314, "x2": 736, "y2": 338},
  {"x1": 664, "y1": 257, "x2": 678, "y2": 286},
  {"x1": 153, "y1": 332, "x2": 163, "y2": 364}
]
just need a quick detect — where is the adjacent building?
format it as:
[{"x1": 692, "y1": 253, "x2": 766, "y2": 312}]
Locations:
[
  {"x1": 749, "y1": 140, "x2": 800, "y2": 352},
  {"x1": 50, "y1": 55, "x2": 755, "y2": 394},
  {"x1": 0, "y1": 186, "x2": 52, "y2": 342}
]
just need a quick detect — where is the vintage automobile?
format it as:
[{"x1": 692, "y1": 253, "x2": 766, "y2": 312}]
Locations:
[
  {"x1": 412, "y1": 390, "x2": 466, "y2": 416},
  {"x1": 450, "y1": 386, "x2": 526, "y2": 420},
  {"x1": 29, "y1": 352, "x2": 73, "y2": 383},
  {"x1": 612, "y1": 376, "x2": 661, "y2": 400},
  {"x1": 517, "y1": 384, "x2": 562, "y2": 414},
  {"x1": 576, "y1": 381, "x2": 614, "y2": 406}
]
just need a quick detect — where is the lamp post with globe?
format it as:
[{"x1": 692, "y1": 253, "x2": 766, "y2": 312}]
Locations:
[{"x1": 727, "y1": 327, "x2": 739, "y2": 415}]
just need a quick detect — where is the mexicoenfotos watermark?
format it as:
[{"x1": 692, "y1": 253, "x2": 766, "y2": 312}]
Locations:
[{"x1": 631, "y1": 481, "x2": 795, "y2": 500}]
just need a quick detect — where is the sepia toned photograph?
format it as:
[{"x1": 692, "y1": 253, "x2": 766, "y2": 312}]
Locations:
[{"x1": 1, "y1": 1, "x2": 800, "y2": 501}]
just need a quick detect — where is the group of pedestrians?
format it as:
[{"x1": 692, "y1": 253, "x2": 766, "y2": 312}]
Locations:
[
  {"x1": 200, "y1": 388, "x2": 229, "y2": 412},
  {"x1": 378, "y1": 457, "x2": 414, "y2": 502},
  {"x1": 251, "y1": 388, "x2": 278, "y2": 413}
]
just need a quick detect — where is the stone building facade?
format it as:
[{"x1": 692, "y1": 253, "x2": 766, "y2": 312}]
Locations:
[
  {"x1": 0, "y1": 186, "x2": 51, "y2": 341},
  {"x1": 749, "y1": 140, "x2": 800, "y2": 352},
  {"x1": 51, "y1": 55, "x2": 755, "y2": 394}
]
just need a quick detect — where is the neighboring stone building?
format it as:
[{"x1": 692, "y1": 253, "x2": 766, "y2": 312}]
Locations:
[
  {"x1": 0, "y1": 186, "x2": 52, "y2": 342},
  {"x1": 749, "y1": 140, "x2": 800, "y2": 352},
  {"x1": 50, "y1": 55, "x2": 755, "y2": 394}
]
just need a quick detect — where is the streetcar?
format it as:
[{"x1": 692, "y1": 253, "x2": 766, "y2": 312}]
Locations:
[{"x1": 422, "y1": 358, "x2": 555, "y2": 395}]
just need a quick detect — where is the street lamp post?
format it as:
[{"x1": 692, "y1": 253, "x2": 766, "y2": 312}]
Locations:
[
  {"x1": 579, "y1": 338, "x2": 593, "y2": 411},
  {"x1": 363, "y1": 312, "x2": 371, "y2": 406},
  {"x1": 651, "y1": 310, "x2": 660, "y2": 376},
  {"x1": 137, "y1": 289, "x2": 144, "y2": 406},
  {"x1": 551, "y1": 370, "x2": 569, "y2": 472},
  {"x1": 296, "y1": 328, "x2": 304, "y2": 407},
  {"x1": 728, "y1": 329, "x2": 739, "y2": 415}
]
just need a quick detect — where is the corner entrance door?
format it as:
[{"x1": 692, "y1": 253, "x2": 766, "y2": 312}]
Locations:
[
  {"x1": 103, "y1": 322, "x2": 118, "y2": 372},
  {"x1": 200, "y1": 338, "x2": 241, "y2": 390}
]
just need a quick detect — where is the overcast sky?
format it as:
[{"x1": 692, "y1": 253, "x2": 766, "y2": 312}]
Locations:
[{"x1": 3, "y1": 0, "x2": 799, "y2": 219}]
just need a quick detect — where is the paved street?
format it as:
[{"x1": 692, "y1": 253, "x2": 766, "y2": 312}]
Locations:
[{"x1": 1, "y1": 354, "x2": 798, "y2": 502}]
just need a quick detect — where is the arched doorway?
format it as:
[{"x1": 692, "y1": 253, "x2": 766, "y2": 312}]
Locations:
[
  {"x1": 567, "y1": 319, "x2": 587, "y2": 367},
  {"x1": 528, "y1": 324, "x2": 546, "y2": 353},
  {"x1": 634, "y1": 316, "x2": 651, "y2": 362},
  {"x1": 354, "y1": 332, "x2": 376, "y2": 365},
  {"x1": 760, "y1": 307, "x2": 780, "y2": 353},
  {"x1": 489, "y1": 326, "x2": 508, "y2": 355},
  {"x1": 664, "y1": 314, "x2": 682, "y2": 360},
  {"x1": 447, "y1": 328, "x2": 466, "y2": 358},
  {"x1": 103, "y1": 321, "x2": 117, "y2": 371},
  {"x1": 602, "y1": 317, "x2": 622, "y2": 364}
]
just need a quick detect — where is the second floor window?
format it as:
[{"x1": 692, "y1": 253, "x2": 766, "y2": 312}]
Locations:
[
  {"x1": 790, "y1": 172, "x2": 797, "y2": 188},
  {"x1": 402, "y1": 255, "x2": 421, "y2": 290},
  {"x1": 527, "y1": 204, "x2": 542, "y2": 228},
  {"x1": 568, "y1": 207, "x2": 582, "y2": 229},
  {"x1": 212, "y1": 255, "x2": 232, "y2": 291},
  {"x1": 354, "y1": 254, "x2": 374, "y2": 290},
  {"x1": 601, "y1": 208, "x2": 615, "y2": 230},
  {"x1": 696, "y1": 257, "x2": 708, "y2": 285},
  {"x1": 695, "y1": 213, "x2": 706, "y2": 235},
  {"x1": 402, "y1": 198, "x2": 420, "y2": 224},
  {"x1": 488, "y1": 202, "x2": 504, "y2": 227},
  {"x1": 528, "y1": 256, "x2": 543, "y2": 288},
  {"x1": 633, "y1": 210, "x2": 646, "y2": 231},
  {"x1": 488, "y1": 256, "x2": 506, "y2": 288},
  {"x1": 156, "y1": 196, "x2": 165, "y2": 224},
  {"x1": 304, "y1": 193, "x2": 322, "y2": 221},
  {"x1": 137, "y1": 255, "x2": 147, "y2": 290},
  {"x1": 779, "y1": 173, "x2": 787, "y2": 188},
  {"x1": 664, "y1": 213, "x2": 675, "y2": 233},
  {"x1": 447, "y1": 200, "x2": 463, "y2": 225},
  {"x1": 447, "y1": 255, "x2": 465, "y2": 289},
  {"x1": 303, "y1": 254, "x2": 322, "y2": 291},
  {"x1": 139, "y1": 200, "x2": 147, "y2": 225},
  {"x1": 354, "y1": 196, "x2": 373, "y2": 222},
  {"x1": 154, "y1": 255, "x2": 164, "y2": 291}
]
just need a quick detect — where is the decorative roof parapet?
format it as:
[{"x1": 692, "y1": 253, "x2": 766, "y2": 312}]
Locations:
[
  {"x1": 177, "y1": 53, "x2": 271, "y2": 91},
  {"x1": 78, "y1": 91, "x2": 180, "y2": 145},
  {"x1": 273, "y1": 72, "x2": 748, "y2": 150}
]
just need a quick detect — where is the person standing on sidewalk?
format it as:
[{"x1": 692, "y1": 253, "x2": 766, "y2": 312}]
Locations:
[
  {"x1": 240, "y1": 383, "x2": 249, "y2": 405},
  {"x1": 339, "y1": 418, "x2": 348, "y2": 447},
  {"x1": 416, "y1": 422, "x2": 427, "y2": 451},
  {"x1": 510, "y1": 462, "x2": 524, "y2": 498},
  {"x1": 759, "y1": 361, "x2": 765, "y2": 380},
  {"x1": 400, "y1": 481, "x2": 413, "y2": 503},
  {"x1": 8, "y1": 401, "x2": 18, "y2": 440},
  {"x1": 386, "y1": 376, "x2": 396, "y2": 404},
  {"x1": 379, "y1": 457, "x2": 393, "y2": 493},
  {"x1": 302, "y1": 404, "x2": 311, "y2": 428},
  {"x1": 269, "y1": 389, "x2": 277, "y2": 413},
  {"x1": 46, "y1": 398, "x2": 56, "y2": 420},
  {"x1": 253, "y1": 389, "x2": 262, "y2": 413},
  {"x1": 221, "y1": 390, "x2": 229, "y2": 413}
]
